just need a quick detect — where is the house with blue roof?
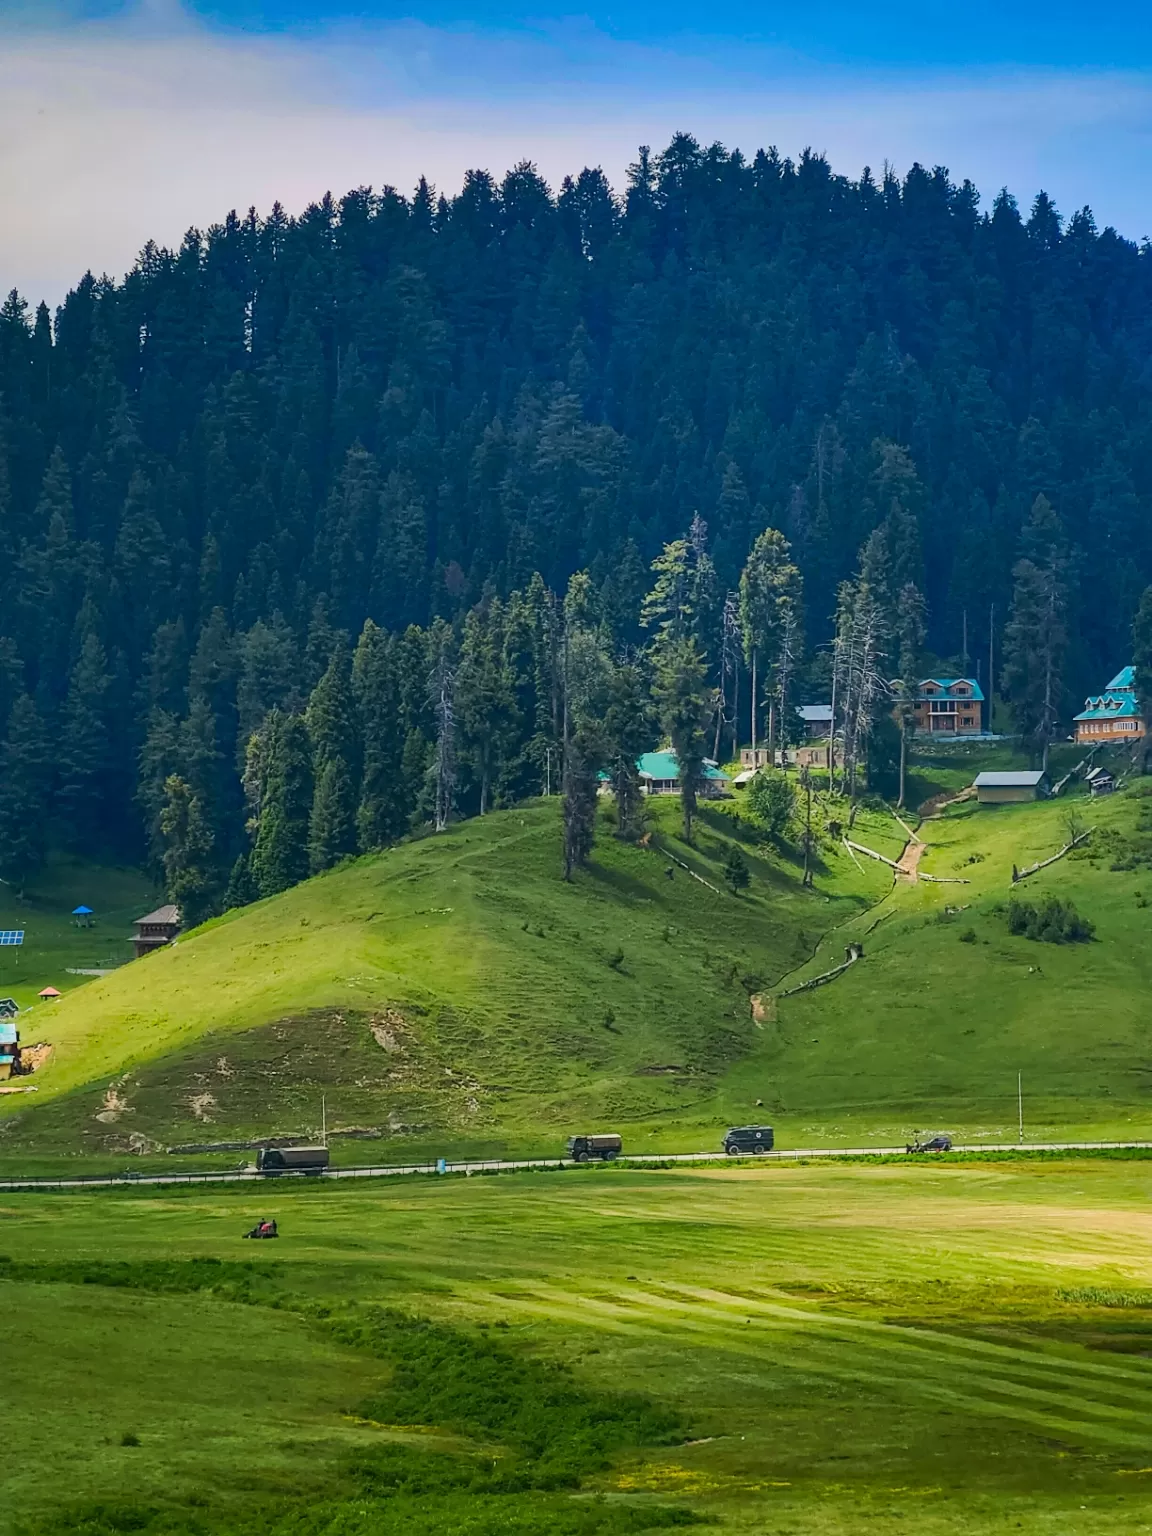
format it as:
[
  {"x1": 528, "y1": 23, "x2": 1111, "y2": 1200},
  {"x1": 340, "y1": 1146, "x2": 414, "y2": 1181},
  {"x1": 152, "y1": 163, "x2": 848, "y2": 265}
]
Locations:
[
  {"x1": 911, "y1": 678, "x2": 984, "y2": 736},
  {"x1": 1074, "y1": 666, "x2": 1145, "y2": 745},
  {"x1": 635, "y1": 751, "x2": 731, "y2": 797}
]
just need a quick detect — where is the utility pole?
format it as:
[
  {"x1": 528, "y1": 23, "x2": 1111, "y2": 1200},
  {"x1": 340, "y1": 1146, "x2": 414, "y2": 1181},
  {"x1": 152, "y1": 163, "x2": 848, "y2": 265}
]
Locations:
[
  {"x1": 961, "y1": 608, "x2": 969, "y2": 674},
  {"x1": 1017, "y1": 1072, "x2": 1023, "y2": 1144},
  {"x1": 801, "y1": 765, "x2": 814, "y2": 888},
  {"x1": 988, "y1": 602, "x2": 995, "y2": 734},
  {"x1": 322, "y1": 1093, "x2": 327, "y2": 1149}
]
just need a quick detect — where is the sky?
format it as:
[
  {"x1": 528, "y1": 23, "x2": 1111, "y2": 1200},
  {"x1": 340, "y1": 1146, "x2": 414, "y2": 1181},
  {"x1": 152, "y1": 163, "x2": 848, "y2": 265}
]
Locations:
[{"x1": 2, "y1": 0, "x2": 1152, "y2": 306}]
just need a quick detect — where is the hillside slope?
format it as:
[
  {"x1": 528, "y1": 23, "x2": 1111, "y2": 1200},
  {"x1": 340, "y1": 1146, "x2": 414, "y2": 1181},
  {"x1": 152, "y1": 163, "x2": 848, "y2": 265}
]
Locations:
[
  {"x1": 719, "y1": 780, "x2": 1152, "y2": 1143},
  {"x1": 0, "y1": 797, "x2": 893, "y2": 1164}
]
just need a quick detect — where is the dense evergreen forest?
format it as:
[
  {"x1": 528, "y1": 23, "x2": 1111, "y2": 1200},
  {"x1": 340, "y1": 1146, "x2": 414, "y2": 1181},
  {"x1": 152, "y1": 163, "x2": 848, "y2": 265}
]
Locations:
[{"x1": 2, "y1": 133, "x2": 1152, "y2": 911}]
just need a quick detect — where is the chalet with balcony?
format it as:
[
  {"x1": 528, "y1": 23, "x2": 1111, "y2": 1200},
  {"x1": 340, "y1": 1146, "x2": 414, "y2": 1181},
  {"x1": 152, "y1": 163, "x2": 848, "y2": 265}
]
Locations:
[{"x1": 913, "y1": 678, "x2": 984, "y2": 736}]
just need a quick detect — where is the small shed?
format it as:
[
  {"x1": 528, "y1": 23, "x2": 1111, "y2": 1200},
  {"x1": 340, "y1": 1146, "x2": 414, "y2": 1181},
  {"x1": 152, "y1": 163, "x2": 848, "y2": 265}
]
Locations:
[
  {"x1": 1085, "y1": 766, "x2": 1117, "y2": 797},
  {"x1": 131, "y1": 904, "x2": 182, "y2": 960},
  {"x1": 38, "y1": 987, "x2": 61, "y2": 1001},
  {"x1": 0, "y1": 998, "x2": 18, "y2": 1020},
  {"x1": 973, "y1": 770, "x2": 1050, "y2": 804},
  {"x1": 0, "y1": 1019, "x2": 17, "y2": 1080}
]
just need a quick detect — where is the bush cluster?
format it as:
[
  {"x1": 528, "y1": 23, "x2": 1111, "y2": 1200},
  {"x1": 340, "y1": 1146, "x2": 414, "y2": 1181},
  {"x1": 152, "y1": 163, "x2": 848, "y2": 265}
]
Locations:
[{"x1": 1006, "y1": 895, "x2": 1095, "y2": 944}]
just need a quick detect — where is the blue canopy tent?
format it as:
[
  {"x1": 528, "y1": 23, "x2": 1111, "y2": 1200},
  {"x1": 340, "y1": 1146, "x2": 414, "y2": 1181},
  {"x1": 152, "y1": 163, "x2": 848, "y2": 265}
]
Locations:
[{"x1": 72, "y1": 905, "x2": 94, "y2": 928}]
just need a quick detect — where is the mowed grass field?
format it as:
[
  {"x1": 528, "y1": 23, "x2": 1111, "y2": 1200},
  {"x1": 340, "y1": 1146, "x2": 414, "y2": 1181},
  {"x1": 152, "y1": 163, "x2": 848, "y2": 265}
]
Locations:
[{"x1": 6, "y1": 1159, "x2": 1152, "y2": 1534}]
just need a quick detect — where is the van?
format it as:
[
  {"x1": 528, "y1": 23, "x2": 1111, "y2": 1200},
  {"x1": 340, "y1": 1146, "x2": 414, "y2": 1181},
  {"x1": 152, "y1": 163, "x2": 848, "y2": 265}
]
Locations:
[
  {"x1": 723, "y1": 1125, "x2": 774, "y2": 1156},
  {"x1": 567, "y1": 1134, "x2": 622, "y2": 1163},
  {"x1": 257, "y1": 1146, "x2": 330, "y2": 1174}
]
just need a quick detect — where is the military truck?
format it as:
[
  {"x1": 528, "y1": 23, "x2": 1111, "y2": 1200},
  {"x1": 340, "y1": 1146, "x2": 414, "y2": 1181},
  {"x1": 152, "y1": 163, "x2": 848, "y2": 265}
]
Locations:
[
  {"x1": 723, "y1": 1125, "x2": 774, "y2": 1156},
  {"x1": 257, "y1": 1145, "x2": 330, "y2": 1174},
  {"x1": 567, "y1": 1133, "x2": 622, "y2": 1163}
]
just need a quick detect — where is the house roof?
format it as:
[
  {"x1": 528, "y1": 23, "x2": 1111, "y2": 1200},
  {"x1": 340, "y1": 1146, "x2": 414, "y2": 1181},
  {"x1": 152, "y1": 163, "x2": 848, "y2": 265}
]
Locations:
[
  {"x1": 636, "y1": 751, "x2": 729, "y2": 782},
  {"x1": 973, "y1": 771, "x2": 1048, "y2": 788},
  {"x1": 795, "y1": 703, "x2": 833, "y2": 723},
  {"x1": 0, "y1": 1022, "x2": 18, "y2": 1045},
  {"x1": 72, "y1": 906, "x2": 93, "y2": 915},
  {"x1": 1107, "y1": 665, "x2": 1136, "y2": 691},
  {"x1": 917, "y1": 677, "x2": 985, "y2": 702},
  {"x1": 1074, "y1": 694, "x2": 1141, "y2": 721},
  {"x1": 38, "y1": 987, "x2": 61, "y2": 998},
  {"x1": 134, "y1": 904, "x2": 181, "y2": 927}
]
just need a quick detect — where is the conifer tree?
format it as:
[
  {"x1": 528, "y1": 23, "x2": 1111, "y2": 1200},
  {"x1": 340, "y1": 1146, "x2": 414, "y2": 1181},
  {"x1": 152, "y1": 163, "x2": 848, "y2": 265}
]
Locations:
[
  {"x1": 305, "y1": 647, "x2": 359, "y2": 871},
  {"x1": 352, "y1": 620, "x2": 407, "y2": 850},
  {"x1": 56, "y1": 630, "x2": 113, "y2": 851},
  {"x1": 1002, "y1": 496, "x2": 1069, "y2": 770},
  {"x1": 250, "y1": 711, "x2": 313, "y2": 896},
  {"x1": 0, "y1": 693, "x2": 51, "y2": 893},
  {"x1": 653, "y1": 637, "x2": 712, "y2": 842},
  {"x1": 159, "y1": 775, "x2": 218, "y2": 926},
  {"x1": 456, "y1": 599, "x2": 519, "y2": 815},
  {"x1": 1132, "y1": 586, "x2": 1152, "y2": 740},
  {"x1": 739, "y1": 528, "x2": 801, "y2": 763}
]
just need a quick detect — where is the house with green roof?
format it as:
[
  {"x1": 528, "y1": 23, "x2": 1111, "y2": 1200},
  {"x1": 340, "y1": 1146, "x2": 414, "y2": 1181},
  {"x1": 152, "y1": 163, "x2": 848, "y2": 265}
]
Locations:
[
  {"x1": 1074, "y1": 666, "x2": 1145, "y2": 744},
  {"x1": 635, "y1": 751, "x2": 731, "y2": 797},
  {"x1": 912, "y1": 678, "x2": 984, "y2": 735}
]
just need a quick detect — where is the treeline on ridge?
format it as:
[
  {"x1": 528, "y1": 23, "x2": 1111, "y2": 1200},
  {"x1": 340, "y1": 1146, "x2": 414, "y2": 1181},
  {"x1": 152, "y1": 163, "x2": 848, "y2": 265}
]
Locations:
[{"x1": 2, "y1": 132, "x2": 1152, "y2": 903}]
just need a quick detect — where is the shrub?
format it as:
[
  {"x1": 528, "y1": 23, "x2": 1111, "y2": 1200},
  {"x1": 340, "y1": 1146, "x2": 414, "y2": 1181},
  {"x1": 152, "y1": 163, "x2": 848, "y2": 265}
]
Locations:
[
  {"x1": 723, "y1": 844, "x2": 751, "y2": 895},
  {"x1": 745, "y1": 770, "x2": 795, "y2": 838},
  {"x1": 959, "y1": 928, "x2": 977, "y2": 944},
  {"x1": 1006, "y1": 894, "x2": 1095, "y2": 944}
]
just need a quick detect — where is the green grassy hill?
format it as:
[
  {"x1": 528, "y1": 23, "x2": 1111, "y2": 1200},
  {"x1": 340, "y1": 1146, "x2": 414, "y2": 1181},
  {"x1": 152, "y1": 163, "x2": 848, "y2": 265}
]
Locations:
[
  {"x1": 736, "y1": 771, "x2": 1152, "y2": 1144},
  {"x1": 0, "y1": 796, "x2": 894, "y2": 1168},
  {"x1": 5, "y1": 754, "x2": 1151, "y2": 1169}
]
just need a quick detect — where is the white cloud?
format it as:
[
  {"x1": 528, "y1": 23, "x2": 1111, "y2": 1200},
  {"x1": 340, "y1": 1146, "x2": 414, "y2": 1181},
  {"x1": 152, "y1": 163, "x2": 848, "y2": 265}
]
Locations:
[{"x1": 2, "y1": 3, "x2": 1151, "y2": 306}]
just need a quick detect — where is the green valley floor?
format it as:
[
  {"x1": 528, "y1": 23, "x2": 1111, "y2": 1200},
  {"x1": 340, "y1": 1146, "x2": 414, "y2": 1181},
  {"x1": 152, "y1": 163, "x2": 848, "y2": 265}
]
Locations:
[{"x1": 6, "y1": 1157, "x2": 1152, "y2": 1534}]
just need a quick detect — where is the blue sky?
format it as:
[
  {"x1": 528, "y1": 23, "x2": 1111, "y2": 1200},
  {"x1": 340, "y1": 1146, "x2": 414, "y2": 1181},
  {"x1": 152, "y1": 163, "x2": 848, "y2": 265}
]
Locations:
[{"x1": 2, "y1": 0, "x2": 1152, "y2": 304}]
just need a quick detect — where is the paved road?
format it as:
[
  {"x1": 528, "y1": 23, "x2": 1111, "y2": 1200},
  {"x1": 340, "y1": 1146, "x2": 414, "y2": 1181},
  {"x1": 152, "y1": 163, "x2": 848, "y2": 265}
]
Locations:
[{"x1": 2, "y1": 1140, "x2": 1151, "y2": 1192}]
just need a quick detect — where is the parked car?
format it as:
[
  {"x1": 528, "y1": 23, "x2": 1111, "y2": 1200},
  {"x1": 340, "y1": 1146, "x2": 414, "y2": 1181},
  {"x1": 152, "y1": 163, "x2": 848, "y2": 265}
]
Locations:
[
  {"x1": 723, "y1": 1125, "x2": 775, "y2": 1156},
  {"x1": 567, "y1": 1134, "x2": 622, "y2": 1163},
  {"x1": 906, "y1": 1134, "x2": 953, "y2": 1154},
  {"x1": 257, "y1": 1145, "x2": 330, "y2": 1174}
]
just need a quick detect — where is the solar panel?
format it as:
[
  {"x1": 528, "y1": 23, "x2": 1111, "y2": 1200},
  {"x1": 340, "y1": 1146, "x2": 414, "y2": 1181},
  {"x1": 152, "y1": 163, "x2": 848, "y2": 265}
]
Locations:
[{"x1": 0, "y1": 931, "x2": 25, "y2": 946}]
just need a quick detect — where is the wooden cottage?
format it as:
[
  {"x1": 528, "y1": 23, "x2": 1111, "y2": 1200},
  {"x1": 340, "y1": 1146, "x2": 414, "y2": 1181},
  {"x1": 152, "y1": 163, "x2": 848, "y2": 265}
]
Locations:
[
  {"x1": 131, "y1": 904, "x2": 182, "y2": 959},
  {"x1": 973, "y1": 770, "x2": 1050, "y2": 804}
]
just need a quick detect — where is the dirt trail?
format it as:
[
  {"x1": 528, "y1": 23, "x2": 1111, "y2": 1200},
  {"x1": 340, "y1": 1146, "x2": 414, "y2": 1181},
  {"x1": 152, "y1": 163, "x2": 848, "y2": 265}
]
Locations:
[{"x1": 895, "y1": 840, "x2": 927, "y2": 881}]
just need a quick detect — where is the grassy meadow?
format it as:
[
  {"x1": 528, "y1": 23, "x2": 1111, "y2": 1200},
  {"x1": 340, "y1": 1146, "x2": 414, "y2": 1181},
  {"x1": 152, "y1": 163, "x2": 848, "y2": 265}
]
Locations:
[{"x1": 6, "y1": 1157, "x2": 1152, "y2": 1534}]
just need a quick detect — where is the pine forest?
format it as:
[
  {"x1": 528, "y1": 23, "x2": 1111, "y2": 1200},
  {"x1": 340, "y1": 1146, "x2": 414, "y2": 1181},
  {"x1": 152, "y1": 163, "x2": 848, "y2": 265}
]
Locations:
[{"x1": 2, "y1": 133, "x2": 1152, "y2": 915}]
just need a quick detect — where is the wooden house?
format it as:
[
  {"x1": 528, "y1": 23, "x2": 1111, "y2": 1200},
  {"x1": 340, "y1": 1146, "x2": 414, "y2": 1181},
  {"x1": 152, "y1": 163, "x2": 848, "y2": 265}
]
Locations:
[
  {"x1": 912, "y1": 679, "x2": 984, "y2": 736},
  {"x1": 1073, "y1": 667, "x2": 1145, "y2": 744},
  {"x1": 973, "y1": 770, "x2": 1050, "y2": 804},
  {"x1": 131, "y1": 904, "x2": 182, "y2": 959}
]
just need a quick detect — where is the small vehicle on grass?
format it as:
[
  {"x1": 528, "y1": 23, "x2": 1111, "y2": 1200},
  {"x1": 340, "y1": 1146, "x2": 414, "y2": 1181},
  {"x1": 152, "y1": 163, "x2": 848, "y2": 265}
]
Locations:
[
  {"x1": 567, "y1": 1133, "x2": 622, "y2": 1163},
  {"x1": 906, "y1": 1134, "x2": 953, "y2": 1154},
  {"x1": 723, "y1": 1125, "x2": 774, "y2": 1156},
  {"x1": 243, "y1": 1218, "x2": 278, "y2": 1239},
  {"x1": 257, "y1": 1145, "x2": 330, "y2": 1175}
]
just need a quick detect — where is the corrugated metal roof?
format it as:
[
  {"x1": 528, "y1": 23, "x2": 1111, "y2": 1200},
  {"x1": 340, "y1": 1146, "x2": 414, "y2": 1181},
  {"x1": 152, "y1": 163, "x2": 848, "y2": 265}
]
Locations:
[
  {"x1": 1107, "y1": 665, "x2": 1136, "y2": 691},
  {"x1": 796, "y1": 704, "x2": 833, "y2": 722},
  {"x1": 973, "y1": 771, "x2": 1047, "y2": 787},
  {"x1": 917, "y1": 677, "x2": 986, "y2": 702},
  {"x1": 636, "y1": 751, "x2": 728, "y2": 782},
  {"x1": 0, "y1": 1022, "x2": 17, "y2": 1045},
  {"x1": 1074, "y1": 694, "x2": 1140, "y2": 721}
]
